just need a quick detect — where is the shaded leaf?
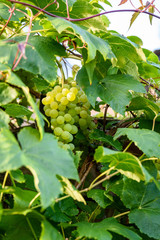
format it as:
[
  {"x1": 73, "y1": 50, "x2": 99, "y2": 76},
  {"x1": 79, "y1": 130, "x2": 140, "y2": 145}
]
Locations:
[
  {"x1": 0, "y1": 36, "x2": 66, "y2": 82},
  {"x1": 148, "y1": 6, "x2": 155, "y2": 25},
  {"x1": 114, "y1": 128, "x2": 160, "y2": 158},
  {"x1": 89, "y1": 129, "x2": 122, "y2": 150},
  {"x1": 0, "y1": 82, "x2": 18, "y2": 106},
  {"x1": 129, "y1": 6, "x2": 144, "y2": 28},
  {"x1": 0, "y1": 109, "x2": 10, "y2": 129},
  {"x1": 94, "y1": 146, "x2": 145, "y2": 182},
  {"x1": 11, "y1": 169, "x2": 25, "y2": 183},
  {"x1": 4, "y1": 103, "x2": 32, "y2": 119},
  {"x1": 40, "y1": 220, "x2": 63, "y2": 240},
  {"x1": 127, "y1": 96, "x2": 159, "y2": 119},
  {"x1": 87, "y1": 189, "x2": 112, "y2": 208},
  {"x1": 48, "y1": 17, "x2": 115, "y2": 63}
]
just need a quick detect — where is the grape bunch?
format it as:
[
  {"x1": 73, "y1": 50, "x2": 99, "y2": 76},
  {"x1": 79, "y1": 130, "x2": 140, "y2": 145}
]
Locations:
[{"x1": 42, "y1": 78, "x2": 96, "y2": 150}]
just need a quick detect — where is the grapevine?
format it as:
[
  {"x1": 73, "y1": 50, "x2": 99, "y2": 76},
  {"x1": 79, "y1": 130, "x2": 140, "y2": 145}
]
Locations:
[{"x1": 42, "y1": 78, "x2": 96, "y2": 150}]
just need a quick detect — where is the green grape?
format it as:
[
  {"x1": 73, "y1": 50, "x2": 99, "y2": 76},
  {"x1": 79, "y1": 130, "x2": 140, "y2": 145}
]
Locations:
[
  {"x1": 89, "y1": 121, "x2": 97, "y2": 129},
  {"x1": 63, "y1": 84, "x2": 70, "y2": 89},
  {"x1": 70, "y1": 125, "x2": 78, "y2": 134},
  {"x1": 67, "y1": 77, "x2": 74, "y2": 83},
  {"x1": 50, "y1": 109, "x2": 58, "y2": 118},
  {"x1": 58, "y1": 111, "x2": 65, "y2": 116},
  {"x1": 62, "y1": 144, "x2": 70, "y2": 150},
  {"x1": 50, "y1": 101, "x2": 58, "y2": 109},
  {"x1": 75, "y1": 106, "x2": 81, "y2": 114},
  {"x1": 73, "y1": 115, "x2": 79, "y2": 123},
  {"x1": 68, "y1": 109, "x2": 77, "y2": 117},
  {"x1": 67, "y1": 92, "x2": 76, "y2": 101},
  {"x1": 54, "y1": 127, "x2": 63, "y2": 136},
  {"x1": 68, "y1": 103, "x2": 76, "y2": 109},
  {"x1": 67, "y1": 133, "x2": 73, "y2": 142},
  {"x1": 83, "y1": 102, "x2": 90, "y2": 109},
  {"x1": 68, "y1": 143, "x2": 75, "y2": 150},
  {"x1": 61, "y1": 131, "x2": 71, "y2": 140},
  {"x1": 71, "y1": 81, "x2": 76, "y2": 87},
  {"x1": 64, "y1": 113, "x2": 72, "y2": 122},
  {"x1": 79, "y1": 118, "x2": 87, "y2": 127},
  {"x1": 58, "y1": 141, "x2": 64, "y2": 148},
  {"x1": 43, "y1": 104, "x2": 50, "y2": 111},
  {"x1": 62, "y1": 88, "x2": 70, "y2": 96},
  {"x1": 70, "y1": 87, "x2": 78, "y2": 95},
  {"x1": 54, "y1": 85, "x2": 62, "y2": 93},
  {"x1": 56, "y1": 116, "x2": 65, "y2": 124},
  {"x1": 79, "y1": 94, "x2": 88, "y2": 103},
  {"x1": 55, "y1": 93, "x2": 63, "y2": 102},
  {"x1": 70, "y1": 118, "x2": 75, "y2": 125},
  {"x1": 60, "y1": 96, "x2": 69, "y2": 105},
  {"x1": 42, "y1": 96, "x2": 53, "y2": 105},
  {"x1": 51, "y1": 118, "x2": 58, "y2": 127},
  {"x1": 63, "y1": 124, "x2": 72, "y2": 132},
  {"x1": 80, "y1": 110, "x2": 88, "y2": 118},
  {"x1": 58, "y1": 104, "x2": 66, "y2": 111},
  {"x1": 45, "y1": 108, "x2": 51, "y2": 117}
]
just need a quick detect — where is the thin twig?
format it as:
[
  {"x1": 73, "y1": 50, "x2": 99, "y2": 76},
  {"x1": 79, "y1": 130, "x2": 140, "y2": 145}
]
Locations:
[
  {"x1": 33, "y1": 0, "x2": 57, "y2": 20},
  {"x1": 76, "y1": 162, "x2": 93, "y2": 189},
  {"x1": 103, "y1": 104, "x2": 109, "y2": 132},
  {"x1": 66, "y1": 0, "x2": 70, "y2": 20},
  {"x1": 140, "y1": 77, "x2": 160, "y2": 92},
  {"x1": 0, "y1": 6, "x2": 15, "y2": 37},
  {"x1": 6, "y1": 1, "x2": 160, "y2": 21}
]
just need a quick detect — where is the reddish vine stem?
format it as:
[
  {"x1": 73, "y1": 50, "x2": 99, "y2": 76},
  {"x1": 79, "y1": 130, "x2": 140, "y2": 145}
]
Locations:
[
  {"x1": 6, "y1": 0, "x2": 160, "y2": 21},
  {"x1": 33, "y1": 0, "x2": 57, "y2": 20},
  {"x1": 140, "y1": 77, "x2": 160, "y2": 92},
  {"x1": 0, "y1": 6, "x2": 15, "y2": 37}
]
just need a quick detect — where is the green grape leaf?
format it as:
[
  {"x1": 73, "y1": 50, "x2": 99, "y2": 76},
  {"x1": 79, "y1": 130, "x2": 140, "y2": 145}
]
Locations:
[
  {"x1": 114, "y1": 128, "x2": 160, "y2": 158},
  {"x1": 0, "y1": 213, "x2": 41, "y2": 240},
  {"x1": 0, "y1": 128, "x2": 78, "y2": 208},
  {"x1": 0, "y1": 82, "x2": 18, "y2": 106},
  {"x1": 0, "y1": 109, "x2": 10, "y2": 129},
  {"x1": 94, "y1": 146, "x2": 145, "y2": 182},
  {"x1": 40, "y1": 220, "x2": 63, "y2": 240},
  {"x1": 10, "y1": 169, "x2": 25, "y2": 183},
  {"x1": 89, "y1": 129, "x2": 122, "y2": 150},
  {"x1": 119, "y1": 178, "x2": 160, "y2": 239},
  {"x1": 0, "y1": 3, "x2": 24, "y2": 20},
  {"x1": 75, "y1": 218, "x2": 141, "y2": 240},
  {"x1": 127, "y1": 96, "x2": 159, "y2": 119},
  {"x1": 48, "y1": 17, "x2": 115, "y2": 63},
  {"x1": 87, "y1": 189, "x2": 112, "y2": 208},
  {"x1": 7, "y1": 71, "x2": 44, "y2": 139},
  {"x1": 4, "y1": 103, "x2": 32, "y2": 119},
  {"x1": 0, "y1": 36, "x2": 66, "y2": 83}
]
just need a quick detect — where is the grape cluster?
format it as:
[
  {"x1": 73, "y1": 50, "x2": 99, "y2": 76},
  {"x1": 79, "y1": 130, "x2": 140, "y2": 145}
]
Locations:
[{"x1": 42, "y1": 79, "x2": 96, "y2": 150}]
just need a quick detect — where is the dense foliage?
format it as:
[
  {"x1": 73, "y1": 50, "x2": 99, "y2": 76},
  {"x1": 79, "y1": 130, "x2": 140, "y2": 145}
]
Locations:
[{"x1": 0, "y1": 0, "x2": 160, "y2": 239}]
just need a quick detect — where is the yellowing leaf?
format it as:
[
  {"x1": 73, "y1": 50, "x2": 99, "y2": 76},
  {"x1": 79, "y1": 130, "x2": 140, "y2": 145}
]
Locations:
[{"x1": 119, "y1": 0, "x2": 128, "y2": 6}]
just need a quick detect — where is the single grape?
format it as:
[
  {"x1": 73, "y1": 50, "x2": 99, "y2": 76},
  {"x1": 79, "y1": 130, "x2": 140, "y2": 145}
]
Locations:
[
  {"x1": 79, "y1": 118, "x2": 87, "y2": 127},
  {"x1": 68, "y1": 103, "x2": 76, "y2": 109},
  {"x1": 51, "y1": 118, "x2": 58, "y2": 127},
  {"x1": 50, "y1": 109, "x2": 58, "y2": 118},
  {"x1": 45, "y1": 108, "x2": 51, "y2": 117},
  {"x1": 60, "y1": 96, "x2": 69, "y2": 105},
  {"x1": 61, "y1": 131, "x2": 71, "y2": 140},
  {"x1": 55, "y1": 93, "x2": 63, "y2": 102},
  {"x1": 71, "y1": 81, "x2": 76, "y2": 87},
  {"x1": 70, "y1": 118, "x2": 75, "y2": 125},
  {"x1": 50, "y1": 101, "x2": 58, "y2": 109},
  {"x1": 58, "y1": 104, "x2": 66, "y2": 111},
  {"x1": 79, "y1": 94, "x2": 88, "y2": 103},
  {"x1": 58, "y1": 111, "x2": 65, "y2": 116},
  {"x1": 63, "y1": 124, "x2": 72, "y2": 132},
  {"x1": 54, "y1": 127, "x2": 63, "y2": 136},
  {"x1": 42, "y1": 96, "x2": 53, "y2": 105},
  {"x1": 83, "y1": 102, "x2": 90, "y2": 109},
  {"x1": 70, "y1": 125, "x2": 78, "y2": 134},
  {"x1": 64, "y1": 113, "x2": 72, "y2": 122},
  {"x1": 54, "y1": 85, "x2": 62, "y2": 93},
  {"x1": 73, "y1": 115, "x2": 79, "y2": 123},
  {"x1": 75, "y1": 106, "x2": 81, "y2": 114},
  {"x1": 63, "y1": 84, "x2": 70, "y2": 89},
  {"x1": 68, "y1": 143, "x2": 75, "y2": 150},
  {"x1": 62, "y1": 88, "x2": 70, "y2": 96},
  {"x1": 43, "y1": 104, "x2": 50, "y2": 111},
  {"x1": 70, "y1": 87, "x2": 78, "y2": 95},
  {"x1": 68, "y1": 109, "x2": 77, "y2": 117},
  {"x1": 89, "y1": 121, "x2": 97, "y2": 129},
  {"x1": 56, "y1": 116, "x2": 65, "y2": 124},
  {"x1": 80, "y1": 110, "x2": 88, "y2": 119},
  {"x1": 67, "y1": 92, "x2": 76, "y2": 101}
]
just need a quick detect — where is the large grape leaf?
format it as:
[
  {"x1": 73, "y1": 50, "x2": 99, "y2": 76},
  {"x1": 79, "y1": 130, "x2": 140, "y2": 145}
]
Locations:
[
  {"x1": 75, "y1": 218, "x2": 141, "y2": 240},
  {"x1": 0, "y1": 36, "x2": 66, "y2": 82},
  {"x1": 40, "y1": 220, "x2": 63, "y2": 240},
  {"x1": 4, "y1": 103, "x2": 32, "y2": 119},
  {"x1": 119, "y1": 178, "x2": 160, "y2": 239},
  {"x1": 77, "y1": 67, "x2": 145, "y2": 114},
  {"x1": 94, "y1": 146, "x2": 145, "y2": 182},
  {"x1": 0, "y1": 128, "x2": 78, "y2": 208},
  {"x1": 0, "y1": 109, "x2": 10, "y2": 129},
  {"x1": 114, "y1": 128, "x2": 160, "y2": 158},
  {"x1": 48, "y1": 17, "x2": 115, "y2": 63},
  {"x1": 0, "y1": 2, "x2": 24, "y2": 20}
]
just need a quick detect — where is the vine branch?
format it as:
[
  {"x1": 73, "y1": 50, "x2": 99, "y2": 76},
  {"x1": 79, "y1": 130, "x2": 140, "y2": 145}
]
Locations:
[{"x1": 6, "y1": 0, "x2": 160, "y2": 21}]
